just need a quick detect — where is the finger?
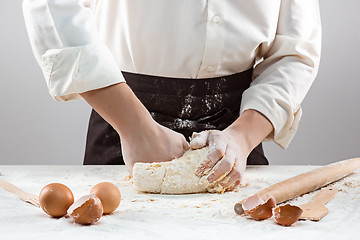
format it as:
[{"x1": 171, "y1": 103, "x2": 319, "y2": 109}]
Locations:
[
  {"x1": 196, "y1": 132, "x2": 227, "y2": 176},
  {"x1": 196, "y1": 130, "x2": 226, "y2": 176},
  {"x1": 207, "y1": 149, "x2": 236, "y2": 183},
  {"x1": 220, "y1": 158, "x2": 246, "y2": 190},
  {"x1": 207, "y1": 131, "x2": 227, "y2": 162},
  {"x1": 190, "y1": 131, "x2": 209, "y2": 149},
  {"x1": 196, "y1": 157, "x2": 213, "y2": 176},
  {"x1": 227, "y1": 180, "x2": 241, "y2": 192}
]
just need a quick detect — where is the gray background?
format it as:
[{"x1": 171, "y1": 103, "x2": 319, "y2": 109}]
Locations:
[{"x1": 1, "y1": 1, "x2": 359, "y2": 165}]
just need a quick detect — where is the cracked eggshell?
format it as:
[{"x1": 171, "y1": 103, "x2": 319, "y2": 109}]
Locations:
[
  {"x1": 39, "y1": 183, "x2": 74, "y2": 218},
  {"x1": 68, "y1": 194, "x2": 103, "y2": 225},
  {"x1": 242, "y1": 195, "x2": 276, "y2": 220},
  {"x1": 90, "y1": 182, "x2": 121, "y2": 214},
  {"x1": 274, "y1": 204, "x2": 303, "y2": 226}
]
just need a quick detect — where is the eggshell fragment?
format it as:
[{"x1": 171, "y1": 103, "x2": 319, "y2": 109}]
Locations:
[
  {"x1": 242, "y1": 195, "x2": 276, "y2": 220},
  {"x1": 90, "y1": 182, "x2": 121, "y2": 214},
  {"x1": 39, "y1": 183, "x2": 74, "y2": 218},
  {"x1": 274, "y1": 204, "x2": 303, "y2": 226},
  {"x1": 68, "y1": 194, "x2": 103, "y2": 225}
]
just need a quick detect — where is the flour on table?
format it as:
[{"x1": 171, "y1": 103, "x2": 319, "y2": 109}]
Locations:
[{"x1": 132, "y1": 147, "x2": 228, "y2": 194}]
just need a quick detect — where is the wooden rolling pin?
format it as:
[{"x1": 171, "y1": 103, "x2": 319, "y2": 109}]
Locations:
[{"x1": 247, "y1": 157, "x2": 360, "y2": 204}]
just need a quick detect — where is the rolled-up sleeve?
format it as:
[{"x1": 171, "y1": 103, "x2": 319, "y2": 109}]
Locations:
[
  {"x1": 23, "y1": 0, "x2": 125, "y2": 101},
  {"x1": 240, "y1": 0, "x2": 322, "y2": 149}
]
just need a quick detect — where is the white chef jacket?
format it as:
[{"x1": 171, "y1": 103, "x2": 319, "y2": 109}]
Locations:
[{"x1": 22, "y1": 0, "x2": 321, "y2": 149}]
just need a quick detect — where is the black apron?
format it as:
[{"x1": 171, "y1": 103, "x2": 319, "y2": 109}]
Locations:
[{"x1": 83, "y1": 69, "x2": 268, "y2": 165}]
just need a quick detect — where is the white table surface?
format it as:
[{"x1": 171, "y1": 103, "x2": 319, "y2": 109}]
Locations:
[{"x1": 0, "y1": 165, "x2": 359, "y2": 240}]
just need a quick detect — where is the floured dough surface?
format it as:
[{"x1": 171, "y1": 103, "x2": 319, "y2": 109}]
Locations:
[{"x1": 133, "y1": 147, "x2": 228, "y2": 194}]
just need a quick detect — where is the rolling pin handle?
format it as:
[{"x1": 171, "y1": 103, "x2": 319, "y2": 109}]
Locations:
[{"x1": 234, "y1": 202, "x2": 244, "y2": 215}]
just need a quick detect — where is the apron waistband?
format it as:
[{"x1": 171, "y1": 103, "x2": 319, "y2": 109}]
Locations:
[{"x1": 123, "y1": 68, "x2": 253, "y2": 96}]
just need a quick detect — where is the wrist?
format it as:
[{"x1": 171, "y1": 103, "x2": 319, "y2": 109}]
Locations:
[
  {"x1": 224, "y1": 109, "x2": 274, "y2": 154},
  {"x1": 114, "y1": 100, "x2": 156, "y2": 138},
  {"x1": 224, "y1": 125, "x2": 252, "y2": 156},
  {"x1": 119, "y1": 115, "x2": 160, "y2": 145}
]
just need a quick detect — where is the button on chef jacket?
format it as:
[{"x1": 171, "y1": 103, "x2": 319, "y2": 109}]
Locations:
[{"x1": 22, "y1": 0, "x2": 322, "y2": 149}]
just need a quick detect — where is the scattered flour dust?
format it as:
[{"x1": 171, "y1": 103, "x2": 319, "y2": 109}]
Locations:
[
  {"x1": 181, "y1": 93, "x2": 194, "y2": 116},
  {"x1": 173, "y1": 118, "x2": 194, "y2": 129},
  {"x1": 0, "y1": 166, "x2": 360, "y2": 239}
]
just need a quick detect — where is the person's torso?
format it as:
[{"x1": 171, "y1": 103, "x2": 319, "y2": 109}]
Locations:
[{"x1": 93, "y1": 0, "x2": 281, "y2": 79}]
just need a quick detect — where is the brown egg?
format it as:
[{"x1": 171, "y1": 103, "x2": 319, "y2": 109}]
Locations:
[
  {"x1": 90, "y1": 182, "x2": 121, "y2": 214},
  {"x1": 39, "y1": 183, "x2": 74, "y2": 218},
  {"x1": 68, "y1": 194, "x2": 103, "y2": 225},
  {"x1": 274, "y1": 204, "x2": 303, "y2": 226},
  {"x1": 242, "y1": 195, "x2": 276, "y2": 220}
]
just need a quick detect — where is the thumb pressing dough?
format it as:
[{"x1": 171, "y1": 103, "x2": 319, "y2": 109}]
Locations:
[{"x1": 132, "y1": 147, "x2": 230, "y2": 194}]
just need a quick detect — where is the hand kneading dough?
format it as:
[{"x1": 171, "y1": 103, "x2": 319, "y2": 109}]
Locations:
[{"x1": 132, "y1": 147, "x2": 229, "y2": 194}]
